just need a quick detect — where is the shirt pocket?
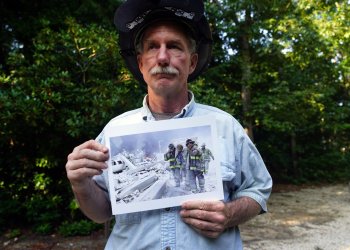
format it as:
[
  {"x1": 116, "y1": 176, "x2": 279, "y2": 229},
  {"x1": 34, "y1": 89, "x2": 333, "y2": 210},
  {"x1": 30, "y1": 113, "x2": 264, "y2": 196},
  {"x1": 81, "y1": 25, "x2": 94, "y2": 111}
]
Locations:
[
  {"x1": 221, "y1": 163, "x2": 236, "y2": 182},
  {"x1": 116, "y1": 212, "x2": 141, "y2": 225},
  {"x1": 218, "y1": 136, "x2": 236, "y2": 182}
]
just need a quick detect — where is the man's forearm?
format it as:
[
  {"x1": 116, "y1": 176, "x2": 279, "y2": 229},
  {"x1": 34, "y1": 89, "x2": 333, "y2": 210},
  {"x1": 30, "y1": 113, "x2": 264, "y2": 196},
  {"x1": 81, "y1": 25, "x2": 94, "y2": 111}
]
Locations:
[
  {"x1": 225, "y1": 196, "x2": 261, "y2": 228},
  {"x1": 72, "y1": 180, "x2": 112, "y2": 223}
]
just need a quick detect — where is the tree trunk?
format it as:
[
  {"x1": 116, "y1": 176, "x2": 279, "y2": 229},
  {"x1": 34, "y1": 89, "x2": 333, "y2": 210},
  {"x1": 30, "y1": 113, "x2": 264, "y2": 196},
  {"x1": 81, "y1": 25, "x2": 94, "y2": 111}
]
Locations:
[
  {"x1": 239, "y1": 9, "x2": 254, "y2": 141},
  {"x1": 291, "y1": 131, "x2": 299, "y2": 176},
  {"x1": 241, "y1": 84, "x2": 254, "y2": 141}
]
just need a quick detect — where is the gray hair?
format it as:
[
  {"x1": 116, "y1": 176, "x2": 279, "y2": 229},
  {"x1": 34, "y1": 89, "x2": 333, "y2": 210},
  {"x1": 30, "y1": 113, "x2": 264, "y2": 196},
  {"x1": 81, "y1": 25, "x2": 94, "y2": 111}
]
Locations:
[{"x1": 135, "y1": 25, "x2": 197, "y2": 54}]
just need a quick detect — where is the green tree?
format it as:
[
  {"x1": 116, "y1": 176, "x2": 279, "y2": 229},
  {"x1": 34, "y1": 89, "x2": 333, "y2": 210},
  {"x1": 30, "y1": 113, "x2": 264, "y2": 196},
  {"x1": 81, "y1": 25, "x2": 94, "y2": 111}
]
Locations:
[
  {"x1": 198, "y1": 0, "x2": 350, "y2": 181},
  {"x1": 257, "y1": 0, "x2": 350, "y2": 180},
  {"x1": 0, "y1": 17, "x2": 143, "y2": 231}
]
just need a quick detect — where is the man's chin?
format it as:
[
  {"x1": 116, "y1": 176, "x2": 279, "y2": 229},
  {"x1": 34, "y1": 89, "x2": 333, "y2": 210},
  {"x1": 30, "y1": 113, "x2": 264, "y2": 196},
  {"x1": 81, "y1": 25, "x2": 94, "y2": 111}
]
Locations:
[
  {"x1": 153, "y1": 77, "x2": 177, "y2": 86},
  {"x1": 150, "y1": 82, "x2": 179, "y2": 96}
]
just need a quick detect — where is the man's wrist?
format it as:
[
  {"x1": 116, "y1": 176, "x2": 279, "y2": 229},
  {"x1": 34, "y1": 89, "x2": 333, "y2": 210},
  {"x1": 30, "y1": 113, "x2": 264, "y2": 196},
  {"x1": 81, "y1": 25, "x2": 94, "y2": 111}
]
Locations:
[{"x1": 71, "y1": 180, "x2": 95, "y2": 200}]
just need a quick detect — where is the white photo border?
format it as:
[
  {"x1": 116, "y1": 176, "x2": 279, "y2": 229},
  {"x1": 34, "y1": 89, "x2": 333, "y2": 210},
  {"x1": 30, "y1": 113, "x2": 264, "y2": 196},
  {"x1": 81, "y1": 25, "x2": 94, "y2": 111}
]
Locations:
[{"x1": 105, "y1": 115, "x2": 223, "y2": 214}]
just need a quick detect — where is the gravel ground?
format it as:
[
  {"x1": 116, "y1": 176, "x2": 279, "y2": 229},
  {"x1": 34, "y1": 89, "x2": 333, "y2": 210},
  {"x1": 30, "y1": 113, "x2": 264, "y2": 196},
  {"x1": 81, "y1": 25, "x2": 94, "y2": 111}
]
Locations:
[
  {"x1": 241, "y1": 183, "x2": 350, "y2": 250},
  {"x1": 2, "y1": 183, "x2": 349, "y2": 250}
]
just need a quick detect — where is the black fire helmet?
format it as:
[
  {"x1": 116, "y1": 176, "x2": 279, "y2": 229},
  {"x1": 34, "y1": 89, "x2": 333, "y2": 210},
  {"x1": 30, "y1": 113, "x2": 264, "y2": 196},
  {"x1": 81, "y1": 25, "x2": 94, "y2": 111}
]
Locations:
[{"x1": 114, "y1": 0, "x2": 213, "y2": 83}]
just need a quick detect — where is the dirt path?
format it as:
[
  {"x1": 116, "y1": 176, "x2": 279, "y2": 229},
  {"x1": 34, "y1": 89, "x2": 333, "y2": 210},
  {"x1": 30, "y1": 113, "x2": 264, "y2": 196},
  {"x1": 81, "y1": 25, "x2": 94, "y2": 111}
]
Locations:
[
  {"x1": 2, "y1": 183, "x2": 350, "y2": 250},
  {"x1": 241, "y1": 183, "x2": 350, "y2": 250}
]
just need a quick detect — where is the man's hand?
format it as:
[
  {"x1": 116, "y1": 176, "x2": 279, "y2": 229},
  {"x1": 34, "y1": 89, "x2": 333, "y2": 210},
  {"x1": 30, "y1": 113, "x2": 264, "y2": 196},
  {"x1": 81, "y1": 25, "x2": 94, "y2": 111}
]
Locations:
[
  {"x1": 180, "y1": 200, "x2": 232, "y2": 238},
  {"x1": 65, "y1": 140, "x2": 111, "y2": 223},
  {"x1": 65, "y1": 140, "x2": 109, "y2": 193},
  {"x1": 180, "y1": 197, "x2": 261, "y2": 238}
]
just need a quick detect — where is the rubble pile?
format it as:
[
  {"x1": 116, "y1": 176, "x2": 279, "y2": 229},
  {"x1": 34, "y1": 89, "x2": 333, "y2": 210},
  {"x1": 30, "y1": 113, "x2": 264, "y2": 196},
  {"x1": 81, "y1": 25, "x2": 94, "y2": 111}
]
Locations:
[{"x1": 112, "y1": 152, "x2": 170, "y2": 204}]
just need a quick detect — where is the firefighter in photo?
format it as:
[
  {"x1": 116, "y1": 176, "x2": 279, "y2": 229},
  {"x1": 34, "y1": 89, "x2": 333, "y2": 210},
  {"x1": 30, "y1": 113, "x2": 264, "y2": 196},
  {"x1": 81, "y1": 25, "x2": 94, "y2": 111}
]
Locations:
[
  {"x1": 164, "y1": 143, "x2": 179, "y2": 187},
  {"x1": 174, "y1": 144, "x2": 185, "y2": 187},
  {"x1": 176, "y1": 144, "x2": 189, "y2": 185},
  {"x1": 186, "y1": 139, "x2": 205, "y2": 193},
  {"x1": 201, "y1": 143, "x2": 214, "y2": 174},
  {"x1": 182, "y1": 142, "x2": 190, "y2": 190}
]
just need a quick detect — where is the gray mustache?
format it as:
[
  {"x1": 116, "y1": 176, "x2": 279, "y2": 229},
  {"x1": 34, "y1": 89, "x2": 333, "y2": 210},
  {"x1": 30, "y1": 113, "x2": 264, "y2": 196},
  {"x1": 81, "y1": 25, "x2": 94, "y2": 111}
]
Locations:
[{"x1": 150, "y1": 66, "x2": 179, "y2": 75}]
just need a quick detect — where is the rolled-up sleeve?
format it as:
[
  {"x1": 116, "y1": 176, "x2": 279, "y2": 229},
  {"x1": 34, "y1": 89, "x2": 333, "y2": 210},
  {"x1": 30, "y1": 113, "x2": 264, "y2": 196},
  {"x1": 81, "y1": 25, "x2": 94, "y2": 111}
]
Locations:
[{"x1": 233, "y1": 133, "x2": 273, "y2": 212}]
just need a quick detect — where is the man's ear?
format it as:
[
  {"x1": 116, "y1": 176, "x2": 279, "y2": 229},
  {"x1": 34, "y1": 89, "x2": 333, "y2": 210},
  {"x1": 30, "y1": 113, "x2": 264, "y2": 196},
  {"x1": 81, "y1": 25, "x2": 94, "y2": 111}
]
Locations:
[
  {"x1": 137, "y1": 54, "x2": 143, "y2": 72},
  {"x1": 189, "y1": 53, "x2": 198, "y2": 74}
]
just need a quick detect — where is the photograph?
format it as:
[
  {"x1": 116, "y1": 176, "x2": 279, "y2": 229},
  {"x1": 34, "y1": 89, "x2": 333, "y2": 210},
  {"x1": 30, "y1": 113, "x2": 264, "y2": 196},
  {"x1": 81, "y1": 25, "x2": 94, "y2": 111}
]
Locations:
[{"x1": 105, "y1": 115, "x2": 224, "y2": 214}]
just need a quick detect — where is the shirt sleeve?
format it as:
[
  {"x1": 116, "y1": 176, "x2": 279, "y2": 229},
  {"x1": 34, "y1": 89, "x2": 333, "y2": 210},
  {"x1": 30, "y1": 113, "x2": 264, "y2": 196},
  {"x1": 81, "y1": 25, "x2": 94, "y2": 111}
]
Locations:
[{"x1": 232, "y1": 130, "x2": 273, "y2": 212}]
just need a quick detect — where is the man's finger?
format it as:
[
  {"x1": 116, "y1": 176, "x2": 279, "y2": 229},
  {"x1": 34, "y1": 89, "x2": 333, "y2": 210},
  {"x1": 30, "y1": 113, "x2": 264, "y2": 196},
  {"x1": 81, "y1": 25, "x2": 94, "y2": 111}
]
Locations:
[
  {"x1": 182, "y1": 216, "x2": 225, "y2": 235},
  {"x1": 66, "y1": 158, "x2": 108, "y2": 171},
  {"x1": 73, "y1": 139, "x2": 108, "y2": 154},
  {"x1": 181, "y1": 200, "x2": 219, "y2": 211},
  {"x1": 68, "y1": 140, "x2": 109, "y2": 162},
  {"x1": 68, "y1": 166, "x2": 104, "y2": 180}
]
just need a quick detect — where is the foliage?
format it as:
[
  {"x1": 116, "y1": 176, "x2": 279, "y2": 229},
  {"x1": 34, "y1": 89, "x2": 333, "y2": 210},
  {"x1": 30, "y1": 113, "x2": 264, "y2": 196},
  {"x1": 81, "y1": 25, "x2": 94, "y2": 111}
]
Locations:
[
  {"x1": 202, "y1": 0, "x2": 350, "y2": 183},
  {"x1": 58, "y1": 220, "x2": 103, "y2": 237},
  {"x1": 0, "y1": 2, "x2": 143, "y2": 232},
  {"x1": 25, "y1": 194, "x2": 63, "y2": 234},
  {"x1": 4, "y1": 229, "x2": 21, "y2": 239}
]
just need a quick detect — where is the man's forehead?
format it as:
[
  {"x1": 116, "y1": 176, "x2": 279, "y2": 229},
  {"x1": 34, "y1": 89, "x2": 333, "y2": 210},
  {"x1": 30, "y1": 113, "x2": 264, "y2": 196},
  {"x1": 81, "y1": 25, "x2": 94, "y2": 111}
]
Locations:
[{"x1": 143, "y1": 35, "x2": 185, "y2": 44}]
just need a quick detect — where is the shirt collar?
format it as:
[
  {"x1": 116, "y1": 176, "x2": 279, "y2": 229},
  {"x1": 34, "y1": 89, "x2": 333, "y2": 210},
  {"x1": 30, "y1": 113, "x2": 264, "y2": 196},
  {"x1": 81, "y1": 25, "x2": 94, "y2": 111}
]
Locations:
[{"x1": 141, "y1": 91, "x2": 196, "y2": 121}]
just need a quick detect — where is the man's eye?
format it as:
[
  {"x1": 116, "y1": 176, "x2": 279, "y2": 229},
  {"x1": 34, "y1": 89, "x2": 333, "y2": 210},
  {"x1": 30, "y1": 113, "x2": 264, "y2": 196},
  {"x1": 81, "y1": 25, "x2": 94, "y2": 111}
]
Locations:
[
  {"x1": 146, "y1": 44, "x2": 157, "y2": 50},
  {"x1": 169, "y1": 44, "x2": 181, "y2": 50}
]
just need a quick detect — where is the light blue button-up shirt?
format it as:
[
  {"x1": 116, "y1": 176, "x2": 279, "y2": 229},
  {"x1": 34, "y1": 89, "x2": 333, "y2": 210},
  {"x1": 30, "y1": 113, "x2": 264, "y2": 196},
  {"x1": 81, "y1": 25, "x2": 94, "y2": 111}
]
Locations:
[{"x1": 93, "y1": 92, "x2": 272, "y2": 250}]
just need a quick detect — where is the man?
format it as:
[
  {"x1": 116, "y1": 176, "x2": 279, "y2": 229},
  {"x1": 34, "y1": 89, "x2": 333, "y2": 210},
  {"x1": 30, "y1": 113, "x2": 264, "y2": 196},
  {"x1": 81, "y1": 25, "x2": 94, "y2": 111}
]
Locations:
[
  {"x1": 65, "y1": 0, "x2": 272, "y2": 249},
  {"x1": 164, "y1": 143, "x2": 176, "y2": 168},
  {"x1": 201, "y1": 143, "x2": 214, "y2": 174},
  {"x1": 175, "y1": 144, "x2": 185, "y2": 186},
  {"x1": 186, "y1": 139, "x2": 205, "y2": 193},
  {"x1": 164, "y1": 143, "x2": 180, "y2": 187}
]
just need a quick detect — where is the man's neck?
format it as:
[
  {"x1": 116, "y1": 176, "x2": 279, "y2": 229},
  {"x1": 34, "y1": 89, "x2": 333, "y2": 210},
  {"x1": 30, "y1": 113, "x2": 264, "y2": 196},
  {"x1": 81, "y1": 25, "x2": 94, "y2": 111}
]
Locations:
[
  {"x1": 151, "y1": 112, "x2": 179, "y2": 120},
  {"x1": 147, "y1": 90, "x2": 189, "y2": 114}
]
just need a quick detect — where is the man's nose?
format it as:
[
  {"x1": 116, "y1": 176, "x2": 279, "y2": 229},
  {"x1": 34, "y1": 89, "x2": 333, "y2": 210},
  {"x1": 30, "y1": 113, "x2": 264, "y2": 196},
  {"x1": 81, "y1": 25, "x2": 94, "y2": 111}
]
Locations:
[{"x1": 156, "y1": 45, "x2": 170, "y2": 65}]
